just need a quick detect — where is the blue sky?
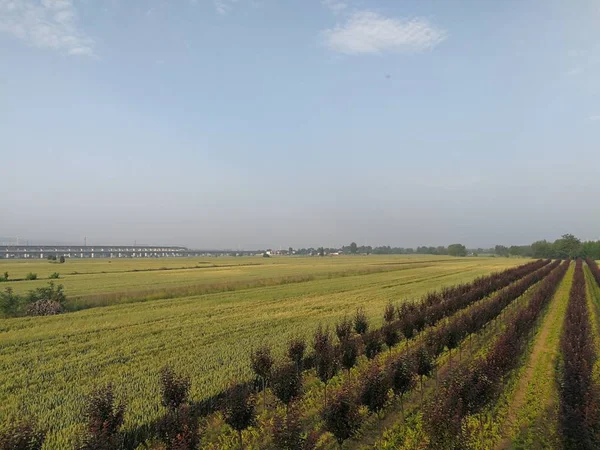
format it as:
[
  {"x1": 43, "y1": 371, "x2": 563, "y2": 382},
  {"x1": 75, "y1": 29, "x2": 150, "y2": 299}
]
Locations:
[{"x1": 1, "y1": 0, "x2": 600, "y2": 249}]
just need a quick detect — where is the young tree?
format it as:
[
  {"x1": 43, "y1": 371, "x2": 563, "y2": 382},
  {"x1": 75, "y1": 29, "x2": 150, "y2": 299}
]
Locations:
[
  {"x1": 287, "y1": 337, "x2": 306, "y2": 373},
  {"x1": 250, "y1": 345, "x2": 274, "y2": 409},
  {"x1": 155, "y1": 405, "x2": 200, "y2": 450},
  {"x1": 271, "y1": 361, "x2": 303, "y2": 408},
  {"x1": 335, "y1": 315, "x2": 353, "y2": 342},
  {"x1": 340, "y1": 338, "x2": 359, "y2": 376},
  {"x1": 353, "y1": 307, "x2": 369, "y2": 335},
  {"x1": 415, "y1": 347, "x2": 434, "y2": 397},
  {"x1": 80, "y1": 384, "x2": 125, "y2": 450},
  {"x1": 349, "y1": 242, "x2": 358, "y2": 254},
  {"x1": 359, "y1": 364, "x2": 390, "y2": 413},
  {"x1": 223, "y1": 385, "x2": 256, "y2": 449},
  {"x1": 59, "y1": 256, "x2": 65, "y2": 263},
  {"x1": 272, "y1": 403, "x2": 304, "y2": 450},
  {"x1": 321, "y1": 387, "x2": 361, "y2": 447},
  {"x1": 313, "y1": 325, "x2": 337, "y2": 405},
  {"x1": 389, "y1": 355, "x2": 416, "y2": 417},
  {"x1": 384, "y1": 302, "x2": 396, "y2": 323},
  {"x1": 159, "y1": 366, "x2": 191, "y2": 411},
  {"x1": 0, "y1": 419, "x2": 45, "y2": 450},
  {"x1": 383, "y1": 323, "x2": 400, "y2": 352},
  {"x1": 447, "y1": 244, "x2": 467, "y2": 257},
  {"x1": 364, "y1": 331, "x2": 383, "y2": 359}
]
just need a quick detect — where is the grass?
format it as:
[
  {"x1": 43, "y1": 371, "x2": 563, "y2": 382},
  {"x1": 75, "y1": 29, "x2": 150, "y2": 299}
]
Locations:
[{"x1": 0, "y1": 255, "x2": 523, "y2": 448}]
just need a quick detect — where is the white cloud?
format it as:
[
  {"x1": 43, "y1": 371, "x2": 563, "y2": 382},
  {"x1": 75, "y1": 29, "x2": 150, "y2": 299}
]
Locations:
[
  {"x1": 322, "y1": 0, "x2": 347, "y2": 15},
  {"x1": 323, "y1": 11, "x2": 446, "y2": 55},
  {"x1": 0, "y1": 0, "x2": 94, "y2": 55},
  {"x1": 214, "y1": 0, "x2": 239, "y2": 15}
]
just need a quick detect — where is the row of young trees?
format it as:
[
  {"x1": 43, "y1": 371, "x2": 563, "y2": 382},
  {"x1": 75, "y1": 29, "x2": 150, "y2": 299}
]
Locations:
[
  {"x1": 496, "y1": 234, "x2": 600, "y2": 259},
  {"x1": 0, "y1": 282, "x2": 67, "y2": 317},
  {"x1": 423, "y1": 259, "x2": 570, "y2": 448},
  {"x1": 309, "y1": 259, "x2": 561, "y2": 446},
  {"x1": 559, "y1": 259, "x2": 599, "y2": 449}
]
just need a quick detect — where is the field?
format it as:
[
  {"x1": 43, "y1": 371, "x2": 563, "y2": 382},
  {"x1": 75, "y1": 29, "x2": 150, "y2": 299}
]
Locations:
[{"x1": 1, "y1": 255, "x2": 599, "y2": 449}]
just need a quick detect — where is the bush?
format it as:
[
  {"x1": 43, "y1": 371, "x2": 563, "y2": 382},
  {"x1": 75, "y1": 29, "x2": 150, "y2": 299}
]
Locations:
[
  {"x1": 25, "y1": 273, "x2": 37, "y2": 281},
  {"x1": 80, "y1": 384, "x2": 124, "y2": 450},
  {"x1": 364, "y1": 331, "x2": 383, "y2": 359},
  {"x1": 59, "y1": 256, "x2": 65, "y2": 264},
  {"x1": 353, "y1": 307, "x2": 369, "y2": 335},
  {"x1": 155, "y1": 405, "x2": 200, "y2": 450},
  {"x1": 384, "y1": 302, "x2": 396, "y2": 322},
  {"x1": 340, "y1": 338, "x2": 359, "y2": 373},
  {"x1": 335, "y1": 316, "x2": 353, "y2": 342},
  {"x1": 0, "y1": 288, "x2": 21, "y2": 317},
  {"x1": 359, "y1": 364, "x2": 390, "y2": 413},
  {"x1": 0, "y1": 419, "x2": 45, "y2": 450},
  {"x1": 287, "y1": 337, "x2": 306, "y2": 373},
  {"x1": 0, "y1": 272, "x2": 7, "y2": 282},
  {"x1": 321, "y1": 387, "x2": 361, "y2": 446},
  {"x1": 26, "y1": 300, "x2": 64, "y2": 316},
  {"x1": 272, "y1": 403, "x2": 315, "y2": 450},
  {"x1": 49, "y1": 272, "x2": 60, "y2": 279},
  {"x1": 25, "y1": 282, "x2": 66, "y2": 306},
  {"x1": 159, "y1": 367, "x2": 190, "y2": 411},
  {"x1": 223, "y1": 384, "x2": 256, "y2": 449},
  {"x1": 271, "y1": 361, "x2": 302, "y2": 406}
]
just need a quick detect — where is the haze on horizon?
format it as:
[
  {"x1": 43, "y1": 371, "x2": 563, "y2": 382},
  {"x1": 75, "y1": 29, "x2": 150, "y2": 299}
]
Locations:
[{"x1": 2, "y1": 0, "x2": 600, "y2": 250}]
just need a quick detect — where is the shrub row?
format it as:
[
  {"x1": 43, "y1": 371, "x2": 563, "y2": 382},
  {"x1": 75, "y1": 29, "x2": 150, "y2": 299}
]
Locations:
[
  {"x1": 586, "y1": 257, "x2": 600, "y2": 287},
  {"x1": 424, "y1": 259, "x2": 570, "y2": 448},
  {"x1": 559, "y1": 259, "x2": 599, "y2": 449},
  {"x1": 316, "y1": 260, "x2": 562, "y2": 446},
  {"x1": 0, "y1": 282, "x2": 67, "y2": 317}
]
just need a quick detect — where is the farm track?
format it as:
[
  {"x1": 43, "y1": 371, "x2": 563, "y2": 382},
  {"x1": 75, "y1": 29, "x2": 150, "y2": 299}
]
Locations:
[{"x1": 494, "y1": 264, "x2": 573, "y2": 449}]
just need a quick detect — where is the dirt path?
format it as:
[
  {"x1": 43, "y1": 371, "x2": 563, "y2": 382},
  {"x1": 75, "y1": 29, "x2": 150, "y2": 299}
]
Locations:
[{"x1": 494, "y1": 265, "x2": 573, "y2": 450}]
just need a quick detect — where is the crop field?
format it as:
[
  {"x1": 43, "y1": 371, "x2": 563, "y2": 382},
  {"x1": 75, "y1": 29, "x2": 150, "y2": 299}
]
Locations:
[{"x1": 1, "y1": 255, "x2": 600, "y2": 449}]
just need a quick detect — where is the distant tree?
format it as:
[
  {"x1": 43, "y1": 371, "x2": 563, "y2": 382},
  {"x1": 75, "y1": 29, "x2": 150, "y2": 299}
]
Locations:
[
  {"x1": 553, "y1": 233, "x2": 582, "y2": 259},
  {"x1": 223, "y1": 385, "x2": 256, "y2": 449},
  {"x1": 494, "y1": 245, "x2": 510, "y2": 257},
  {"x1": 2, "y1": 272, "x2": 7, "y2": 282},
  {"x1": 353, "y1": 307, "x2": 369, "y2": 335},
  {"x1": 509, "y1": 246, "x2": 521, "y2": 257},
  {"x1": 349, "y1": 242, "x2": 358, "y2": 254},
  {"x1": 59, "y1": 256, "x2": 65, "y2": 264},
  {"x1": 447, "y1": 244, "x2": 467, "y2": 257},
  {"x1": 25, "y1": 273, "x2": 37, "y2": 281},
  {"x1": 318, "y1": 247, "x2": 325, "y2": 257},
  {"x1": 531, "y1": 240, "x2": 553, "y2": 258},
  {"x1": 288, "y1": 247, "x2": 293, "y2": 255},
  {"x1": 49, "y1": 272, "x2": 60, "y2": 279}
]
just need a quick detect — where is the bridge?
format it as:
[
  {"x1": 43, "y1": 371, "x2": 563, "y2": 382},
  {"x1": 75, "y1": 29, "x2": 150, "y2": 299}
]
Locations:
[
  {"x1": 0, "y1": 245, "x2": 261, "y2": 259},
  {"x1": 1, "y1": 245, "x2": 189, "y2": 259}
]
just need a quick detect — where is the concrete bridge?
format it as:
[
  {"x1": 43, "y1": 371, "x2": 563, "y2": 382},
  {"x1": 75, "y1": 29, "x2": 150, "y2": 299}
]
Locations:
[{"x1": 1, "y1": 245, "x2": 189, "y2": 259}]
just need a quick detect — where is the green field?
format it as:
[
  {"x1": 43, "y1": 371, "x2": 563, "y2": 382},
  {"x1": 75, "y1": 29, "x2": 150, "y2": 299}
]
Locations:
[{"x1": 0, "y1": 255, "x2": 524, "y2": 447}]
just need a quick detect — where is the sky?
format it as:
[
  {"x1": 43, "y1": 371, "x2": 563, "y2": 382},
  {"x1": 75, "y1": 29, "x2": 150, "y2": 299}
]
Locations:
[{"x1": 1, "y1": 0, "x2": 600, "y2": 249}]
